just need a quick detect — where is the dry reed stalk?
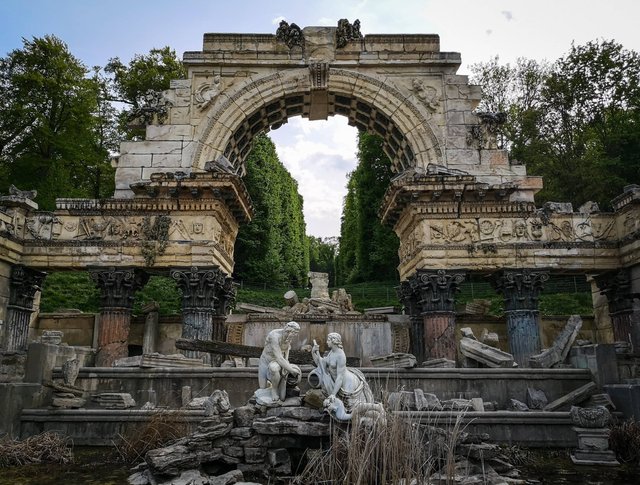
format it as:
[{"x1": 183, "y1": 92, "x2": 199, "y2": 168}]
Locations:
[
  {"x1": 0, "y1": 431, "x2": 73, "y2": 467},
  {"x1": 113, "y1": 410, "x2": 189, "y2": 464}
]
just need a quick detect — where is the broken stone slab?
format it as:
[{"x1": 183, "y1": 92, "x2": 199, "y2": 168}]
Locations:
[
  {"x1": 51, "y1": 396, "x2": 86, "y2": 408},
  {"x1": 583, "y1": 393, "x2": 616, "y2": 410},
  {"x1": 529, "y1": 315, "x2": 582, "y2": 368},
  {"x1": 442, "y1": 399, "x2": 472, "y2": 411},
  {"x1": 543, "y1": 381, "x2": 597, "y2": 411},
  {"x1": 113, "y1": 355, "x2": 143, "y2": 367},
  {"x1": 463, "y1": 300, "x2": 492, "y2": 315},
  {"x1": 363, "y1": 306, "x2": 395, "y2": 314},
  {"x1": 387, "y1": 390, "x2": 416, "y2": 410},
  {"x1": 543, "y1": 201, "x2": 573, "y2": 214},
  {"x1": 508, "y1": 399, "x2": 529, "y2": 411},
  {"x1": 480, "y1": 328, "x2": 499, "y2": 347},
  {"x1": 252, "y1": 416, "x2": 329, "y2": 437},
  {"x1": 421, "y1": 358, "x2": 456, "y2": 368},
  {"x1": 93, "y1": 392, "x2": 136, "y2": 409},
  {"x1": 236, "y1": 302, "x2": 288, "y2": 315},
  {"x1": 460, "y1": 336, "x2": 514, "y2": 368},
  {"x1": 40, "y1": 330, "x2": 63, "y2": 345},
  {"x1": 526, "y1": 387, "x2": 548, "y2": 410},
  {"x1": 140, "y1": 353, "x2": 205, "y2": 368},
  {"x1": 370, "y1": 352, "x2": 417, "y2": 368},
  {"x1": 461, "y1": 327, "x2": 478, "y2": 340},
  {"x1": 145, "y1": 444, "x2": 200, "y2": 477},
  {"x1": 266, "y1": 406, "x2": 326, "y2": 422},
  {"x1": 470, "y1": 397, "x2": 485, "y2": 412},
  {"x1": 414, "y1": 389, "x2": 443, "y2": 411},
  {"x1": 43, "y1": 379, "x2": 85, "y2": 397}
]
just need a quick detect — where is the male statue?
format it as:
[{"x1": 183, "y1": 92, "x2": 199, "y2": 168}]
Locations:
[{"x1": 256, "y1": 321, "x2": 301, "y2": 404}]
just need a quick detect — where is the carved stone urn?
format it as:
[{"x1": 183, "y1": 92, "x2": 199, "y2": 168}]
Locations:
[{"x1": 570, "y1": 405, "x2": 612, "y2": 428}]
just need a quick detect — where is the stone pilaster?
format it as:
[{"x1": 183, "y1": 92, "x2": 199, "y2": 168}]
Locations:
[
  {"x1": 2, "y1": 266, "x2": 46, "y2": 351},
  {"x1": 142, "y1": 302, "x2": 160, "y2": 355},
  {"x1": 491, "y1": 269, "x2": 549, "y2": 366},
  {"x1": 595, "y1": 269, "x2": 640, "y2": 351},
  {"x1": 89, "y1": 267, "x2": 148, "y2": 367},
  {"x1": 171, "y1": 267, "x2": 236, "y2": 365},
  {"x1": 400, "y1": 270, "x2": 465, "y2": 363}
]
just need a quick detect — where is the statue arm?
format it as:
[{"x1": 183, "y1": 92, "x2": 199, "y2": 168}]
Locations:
[
  {"x1": 311, "y1": 339, "x2": 323, "y2": 367},
  {"x1": 268, "y1": 336, "x2": 298, "y2": 375}
]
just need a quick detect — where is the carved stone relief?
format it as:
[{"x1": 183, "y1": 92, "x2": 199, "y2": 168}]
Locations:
[
  {"x1": 25, "y1": 213, "x2": 62, "y2": 239},
  {"x1": 411, "y1": 78, "x2": 439, "y2": 113},
  {"x1": 195, "y1": 75, "x2": 223, "y2": 111}
]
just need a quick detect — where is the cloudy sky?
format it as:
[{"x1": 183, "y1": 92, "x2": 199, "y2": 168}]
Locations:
[{"x1": 2, "y1": 1, "x2": 640, "y2": 237}]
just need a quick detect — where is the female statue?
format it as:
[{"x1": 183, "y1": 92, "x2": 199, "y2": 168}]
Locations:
[{"x1": 310, "y1": 332, "x2": 374, "y2": 415}]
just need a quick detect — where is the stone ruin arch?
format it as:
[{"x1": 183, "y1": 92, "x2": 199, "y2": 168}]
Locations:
[{"x1": 0, "y1": 21, "x2": 638, "y2": 370}]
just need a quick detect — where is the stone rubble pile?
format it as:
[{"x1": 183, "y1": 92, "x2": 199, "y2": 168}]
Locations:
[{"x1": 128, "y1": 397, "x2": 535, "y2": 485}]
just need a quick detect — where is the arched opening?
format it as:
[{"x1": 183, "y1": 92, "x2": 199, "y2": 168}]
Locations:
[{"x1": 193, "y1": 69, "x2": 443, "y2": 178}]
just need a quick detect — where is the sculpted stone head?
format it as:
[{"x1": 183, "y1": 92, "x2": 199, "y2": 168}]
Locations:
[{"x1": 327, "y1": 332, "x2": 343, "y2": 349}]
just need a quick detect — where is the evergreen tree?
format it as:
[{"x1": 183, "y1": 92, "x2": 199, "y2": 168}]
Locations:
[
  {"x1": 234, "y1": 134, "x2": 309, "y2": 286},
  {"x1": 337, "y1": 132, "x2": 399, "y2": 284}
]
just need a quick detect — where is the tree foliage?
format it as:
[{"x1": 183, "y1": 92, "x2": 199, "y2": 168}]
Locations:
[
  {"x1": 105, "y1": 46, "x2": 186, "y2": 139},
  {"x1": 308, "y1": 236, "x2": 337, "y2": 286},
  {"x1": 0, "y1": 35, "x2": 115, "y2": 208},
  {"x1": 471, "y1": 40, "x2": 640, "y2": 208},
  {"x1": 233, "y1": 134, "x2": 309, "y2": 286},
  {"x1": 336, "y1": 132, "x2": 399, "y2": 284}
]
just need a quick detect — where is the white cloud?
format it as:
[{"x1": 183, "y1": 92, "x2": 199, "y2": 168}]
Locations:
[
  {"x1": 271, "y1": 16, "x2": 286, "y2": 25},
  {"x1": 270, "y1": 117, "x2": 358, "y2": 237}
]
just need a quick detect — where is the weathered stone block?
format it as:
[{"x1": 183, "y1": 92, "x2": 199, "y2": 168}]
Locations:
[
  {"x1": 145, "y1": 444, "x2": 199, "y2": 476},
  {"x1": 244, "y1": 447, "x2": 266, "y2": 464},
  {"x1": 526, "y1": 388, "x2": 548, "y2": 410}
]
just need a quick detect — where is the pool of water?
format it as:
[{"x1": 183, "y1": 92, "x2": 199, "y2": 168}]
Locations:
[{"x1": 1, "y1": 448, "x2": 638, "y2": 485}]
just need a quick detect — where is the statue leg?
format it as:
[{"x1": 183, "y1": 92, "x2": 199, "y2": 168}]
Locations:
[{"x1": 268, "y1": 362, "x2": 282, "y2": 401}]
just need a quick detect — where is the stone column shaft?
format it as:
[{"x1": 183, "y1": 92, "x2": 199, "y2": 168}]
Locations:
[
  {"x1": 2, "y1": 266, "x2": 46, "y2": 351},
  {"x1": 171, "y1": 267, "x2": 236, "y2": 366},
  {"x1": 595, "y1": 269, "x2": 640, "y2": 351},
  {"x1": 400, "y1": 270, "x2": 465, "y2": 363},
  {"x1": 505, "y1": 310, "x2": 541, "y2": 366},
  {"x1": 491, "y1": 269, "x2": 549, "y2": 366},
  {"x1": 142, "y1": 302, "x2": 160, "y2": 355},
  {"x1": 90, "y1": 268, "x2": 148, "y2": 367},
  {"x1": 423, "y1": 312, "x2": 457, "y2": 361}
]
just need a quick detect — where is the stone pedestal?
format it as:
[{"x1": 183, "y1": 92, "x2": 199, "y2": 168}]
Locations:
[
  {"x1": 570, "y1": 427, "x2": 619, "y2": 465},
  {"x1": 399, "y1": 270, "x2": 464, "y2": 363},
  {"x1": 491, "y1": 269, "x2": 548, "y2": 367},
  {"x1": 90, "y1": 268, "x2": 148, "y2": 367},
  {"x1": 171, "y1": 267, "x2": 236, "y2": 366},
  {"x1": 2, "y1": 266, "x2": 46, "y2": 352}
]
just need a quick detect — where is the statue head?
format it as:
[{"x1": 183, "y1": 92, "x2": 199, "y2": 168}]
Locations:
[
  {"x1": 283, "y1": 321, "x2": 300, "y2": 341},
  {"x1": 327, "y1": 332, "x2": 343, "y2": 349}
]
